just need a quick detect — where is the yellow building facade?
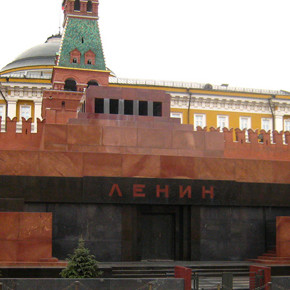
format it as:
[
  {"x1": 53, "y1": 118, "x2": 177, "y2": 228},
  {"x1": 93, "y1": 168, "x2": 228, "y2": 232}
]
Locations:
[
  {"x1": 0, "y1": 36, "x2": 290, "y2": 135},
  {"x1": 109, "y1": 78, "x2": 290, "y2": 133}
]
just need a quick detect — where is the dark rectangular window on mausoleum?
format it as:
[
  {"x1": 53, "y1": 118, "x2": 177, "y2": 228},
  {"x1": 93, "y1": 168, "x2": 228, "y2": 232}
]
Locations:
[
  {"x1": 153, "y1": 102, "x2": 162, "y2": 117},
  {"x1": 124, "y1": 100, "x2": 133, "y2": 115},
  {"x1": 95, "y1": 98, "x2": 104, "y2": 114},
  {"x1": 139, "y1": 101, "x2": 148, "y2": 116},
  {"x1": 110, "y1": 99, "x2": 119, "y2": 114}
]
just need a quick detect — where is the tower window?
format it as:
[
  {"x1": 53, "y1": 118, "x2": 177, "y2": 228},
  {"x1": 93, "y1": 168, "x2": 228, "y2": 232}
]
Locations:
[
  {"x1": 70, "y1": 49, "x2": 81, "y2": 64},
  {"x1": 64, "y1": 78, "x2": 77, "y2": 91},
  {"x1": 84, "y1": 50, "x2": 96, "y2": 65},
  {"x1": 74, "y1": 0, "x2": 80, "y2": 11},
  {"x1": 87, "y1": 0, "x2": 92, "y2": 12},
  {"x1": 87, "y1": 80, "x2": 99, "y2": 87},
  {"x1": 81, "y1": 37, "x2": 84, "y2": 44}
]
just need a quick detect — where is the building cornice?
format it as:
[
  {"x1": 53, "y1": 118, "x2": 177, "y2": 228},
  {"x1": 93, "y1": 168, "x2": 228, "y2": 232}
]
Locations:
[
  {"x1": 171, "y1": 94, "x2": 290, "y2": 115},
  {"x1": 109, "y1": 77, "x2": 290, "y2": 98}
]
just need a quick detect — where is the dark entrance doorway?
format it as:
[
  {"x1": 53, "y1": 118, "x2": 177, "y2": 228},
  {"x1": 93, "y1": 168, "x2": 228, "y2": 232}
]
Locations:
[{"x1": 141, "y1": 213, "x2": 175, "y2": 260}]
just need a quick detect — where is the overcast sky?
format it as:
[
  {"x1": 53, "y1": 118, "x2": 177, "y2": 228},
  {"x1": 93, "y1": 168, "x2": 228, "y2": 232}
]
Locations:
[{"x1": 1, "y1": 0, "x2": 290, "y2": 91}]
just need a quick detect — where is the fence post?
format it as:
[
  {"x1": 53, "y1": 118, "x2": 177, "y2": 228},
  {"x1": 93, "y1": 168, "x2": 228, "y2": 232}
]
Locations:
[
  {"x1": 192, "y1": 272, "x2": 199, "y2": 290},
  {"x1": 74, "y1": 281, "x2": 80, "y2": 290},
  {"x1": 222, "y1": 272, "x2": 233, "y2": 290},
  {"x1": 175, "y1": 266, "x2": 192, "y2": 290}
]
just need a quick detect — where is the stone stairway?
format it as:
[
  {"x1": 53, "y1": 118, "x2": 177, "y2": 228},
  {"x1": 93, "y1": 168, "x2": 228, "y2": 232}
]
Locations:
[
  {"x1": 106, "y1": 263, "x2": 250, "y2": 289},
  {"x1": 248, "y1": 249, "x2": 290, "y2": 264},
  {"x1": 110, "y1": 264, "x2": 250, "y2": 279}
]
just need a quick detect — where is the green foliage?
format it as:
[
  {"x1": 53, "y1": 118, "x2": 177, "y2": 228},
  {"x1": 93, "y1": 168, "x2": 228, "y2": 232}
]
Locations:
[{"x1": 60, "y1": 239, "x2": 103, "y2": 278}]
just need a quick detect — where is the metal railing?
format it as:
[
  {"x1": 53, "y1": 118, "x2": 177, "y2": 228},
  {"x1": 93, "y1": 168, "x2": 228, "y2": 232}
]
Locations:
[{"x1": 191, "y1": 270, "x2": 271, "y2": 290}]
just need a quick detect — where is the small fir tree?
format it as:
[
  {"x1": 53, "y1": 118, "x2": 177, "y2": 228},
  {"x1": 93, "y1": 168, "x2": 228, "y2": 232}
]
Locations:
[{"x1": 60, "y1": 239, "x2": 102, "y2": 278}]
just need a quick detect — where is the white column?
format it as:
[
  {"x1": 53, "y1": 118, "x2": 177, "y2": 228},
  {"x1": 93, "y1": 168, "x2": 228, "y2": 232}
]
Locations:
[
  {"x1": 274, "y1": 114, "x2": 283, "y2": 132},
  {"x1": 34, "y1": 101, "x2": 42, "y2": 121},
  {"x1": 34, "y1": 101, "x2": 43, "y2": 133},
  {"x1": 7, "y1": 100, "x2": 17, "y2": 119}
]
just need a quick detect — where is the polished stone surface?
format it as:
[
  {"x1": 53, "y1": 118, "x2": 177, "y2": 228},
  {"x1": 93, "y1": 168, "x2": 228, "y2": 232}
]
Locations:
[
  {"x1": 0, "y1": 213, "x2": 54, "y2": 262},
  {"x1": 277, "y1": 217, "x2": 290, "y2": 258}
]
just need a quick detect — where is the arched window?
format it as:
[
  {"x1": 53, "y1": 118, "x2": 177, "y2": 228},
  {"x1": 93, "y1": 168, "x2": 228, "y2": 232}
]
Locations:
[
  {"x1": 87, "y1": 0, "x2": 92, "y2": 12},
  {"x1": 74, "y1": 0, "x2": 80, "y2": 11},
  {"x1": 64, "y1": 78, "x2": 77, "y2": 91},
  {"x1": 73, "y1": 58, "x2": 77, "y2": 63},
  {"x1": 87, "y1": 80, "x2": 99, "y2": 87},
  {"x1": 87, "y1": 59, "x2": 92, "y2": 65}
]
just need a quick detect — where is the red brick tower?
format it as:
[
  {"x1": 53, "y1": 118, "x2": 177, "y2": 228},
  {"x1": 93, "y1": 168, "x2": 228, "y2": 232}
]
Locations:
[
  {"x1": 43, "y1": 0, "x2": 110, "y2": 123},
  {"x1": 52, "y1": 0, "x2": 110, "y2": 92}
]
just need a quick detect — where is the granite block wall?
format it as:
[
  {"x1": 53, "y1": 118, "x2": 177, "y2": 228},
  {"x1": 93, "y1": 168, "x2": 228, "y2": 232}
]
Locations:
[
  {"x1": 200, "y1": 207, "x2": 265, "y2": 260},
  {"x1": 23, "y1": 203, "x2": 290, "y2": 262},
  {"x1": 264, "y1": 207, "x2": 290, "y2": 249},
  {"x1": 24, "y1": 204, "x2": 122, "y2": 261},
  {"x1": 271, "y1": 277, "x2": 290, "y2": 290}
]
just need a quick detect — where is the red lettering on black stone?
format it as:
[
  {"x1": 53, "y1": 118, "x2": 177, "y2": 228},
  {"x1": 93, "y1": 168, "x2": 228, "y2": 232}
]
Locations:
[
  {"x1": 156, "y1": 185, "x2": 169, "y2": 198},
  {"x1": 202, "y1": 186, "x2": 214, "y2": 199},
  {"x1": 133, "y1": 184, "x2": 146, "y2": 198},
  {"x1": 109, "y1": 184, "x2": 123, "y2": 197},
  {"x1": 179, "y1": 185, "x2": 192, "y2": 199}
]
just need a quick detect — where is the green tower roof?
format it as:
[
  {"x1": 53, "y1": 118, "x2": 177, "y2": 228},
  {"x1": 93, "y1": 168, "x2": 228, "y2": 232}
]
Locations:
[{"x1": 58, "y1": 18, "x2": 106, "y2": 71}]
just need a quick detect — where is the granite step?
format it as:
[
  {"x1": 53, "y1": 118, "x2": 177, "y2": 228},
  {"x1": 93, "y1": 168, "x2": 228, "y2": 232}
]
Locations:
[
  {"x1": 260, "y1": 253, "x2": 276, "y2": 257},
  {"x1": 248, "y1": 258, "x2": 290, "y2": 264}
]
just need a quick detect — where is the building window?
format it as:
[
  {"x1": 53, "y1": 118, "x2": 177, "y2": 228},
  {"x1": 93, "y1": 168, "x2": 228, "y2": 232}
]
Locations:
[
  {"x1": 284, "y1": 119, "x2": 290, "y2": 132},
  {"x1": 153, "y1": 102, "x2": 162, "y2": 117},
  {"x1": 87, "y1": 59, "x2": 92, "y2": 65},
  {"x1": 110, "y1": 99, "x2": 119, "y2": 115},
  {"x1": 194, "y1": 113, "x2": 206, "y2": 129},
  {"x1": 95, "y1": 98, "x2": 104, "y2": 114},
  {"x1": 73, "y1": 58, "x2": 77, "y2": 63},
  {"x1": 171, "y1": 112, "x2": 183, "y2": 124},
  {"x1": 261, "y1": 118, "x2": 272, "y2": 132},
  {"x1": 240, "y1": 116, "x2": 251, "y2": 130},
  {"x1": 217, "y1": 115, "x2": 229, "y2": 131},
  {"x1": 20, "y1": 105, "x2": 31, "y2": 121},
  {"x1": 124, "y1": 100, "x2": 133, "y2": 115},
  {"x1": 0, "y1": 106, "x2": 4, "y2": 120},
  {"x1": 139, "y1": 101, "x2": 148, "y2": 116}
]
